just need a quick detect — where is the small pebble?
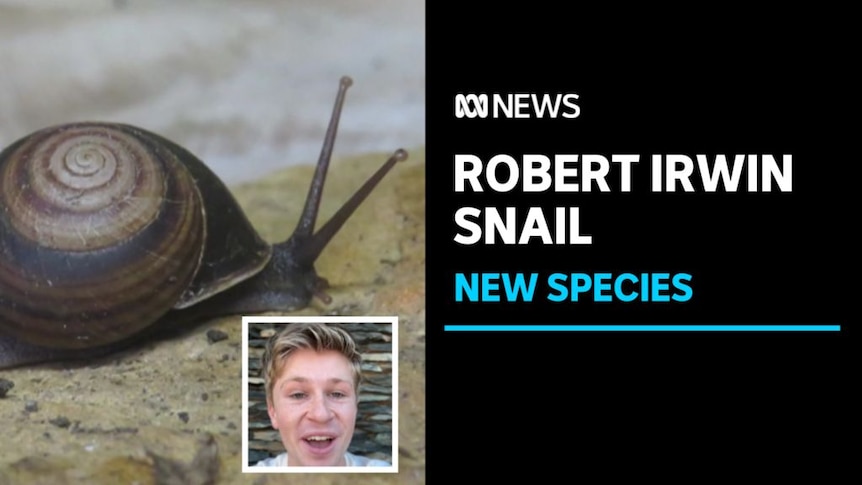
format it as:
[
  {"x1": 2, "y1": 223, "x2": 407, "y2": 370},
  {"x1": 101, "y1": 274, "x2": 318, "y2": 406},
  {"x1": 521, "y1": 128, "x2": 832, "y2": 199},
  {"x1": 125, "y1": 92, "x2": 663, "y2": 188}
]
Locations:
[
  {"x1": 206, "y1": 329, "x2": 229, "y2": 344},
  {"x1": 0, "y1": 378, "x2": 14, "y2": 398},
  {"x1": 201, "y1": 392, "x2": 209, "y2": 402},
  {"x1": 178, "y1": 412, "x2": 190, "y2": 423},
  {"x1": 25, "y1": 400, "x2": 39, "y2": 413},
  {"x1": 50, "y1": 416, "x2": 71, "y2": 428}
]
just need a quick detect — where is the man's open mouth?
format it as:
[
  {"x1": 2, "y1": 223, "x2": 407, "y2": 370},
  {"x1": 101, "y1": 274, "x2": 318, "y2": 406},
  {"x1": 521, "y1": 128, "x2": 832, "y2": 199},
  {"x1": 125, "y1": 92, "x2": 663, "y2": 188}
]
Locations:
[{"x1": 304, "y1": 435, "x2": 336, "y2": 449}]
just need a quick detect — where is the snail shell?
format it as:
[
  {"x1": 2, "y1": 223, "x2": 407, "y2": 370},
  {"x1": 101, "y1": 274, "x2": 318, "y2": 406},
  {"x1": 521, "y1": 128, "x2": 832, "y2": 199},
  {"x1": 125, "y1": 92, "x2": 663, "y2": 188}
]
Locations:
[
  {"x1": 0, "y1": 122, "x2": 269, "y2": 349},
  {"x1": 0, "y1": 76, "x2": 406, "y2": 368}
]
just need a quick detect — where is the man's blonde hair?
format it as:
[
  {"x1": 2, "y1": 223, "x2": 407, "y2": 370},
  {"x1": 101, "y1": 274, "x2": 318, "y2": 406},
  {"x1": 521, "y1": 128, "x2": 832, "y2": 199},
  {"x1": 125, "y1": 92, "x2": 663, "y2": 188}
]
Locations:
[{"x1": 262, "y1": 322, "x2": 363, "y2": 405}]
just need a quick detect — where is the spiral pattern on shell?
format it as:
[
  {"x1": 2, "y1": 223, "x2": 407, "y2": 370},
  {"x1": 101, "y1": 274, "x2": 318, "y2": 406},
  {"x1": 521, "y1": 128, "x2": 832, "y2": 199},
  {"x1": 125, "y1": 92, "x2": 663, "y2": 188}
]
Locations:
[
  {"x1": 2, "y1": 124, "x2": 166, "y2": 250},
  {"x1": 0, "y1": 123, "x2": 206, "y2": 349}
]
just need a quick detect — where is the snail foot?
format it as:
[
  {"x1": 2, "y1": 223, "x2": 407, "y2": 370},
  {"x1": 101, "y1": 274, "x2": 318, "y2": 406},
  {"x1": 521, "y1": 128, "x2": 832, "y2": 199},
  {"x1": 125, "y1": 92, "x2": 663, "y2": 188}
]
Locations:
[{"x1": 312, "y1": 277, "x2": 332, "y2": 304}]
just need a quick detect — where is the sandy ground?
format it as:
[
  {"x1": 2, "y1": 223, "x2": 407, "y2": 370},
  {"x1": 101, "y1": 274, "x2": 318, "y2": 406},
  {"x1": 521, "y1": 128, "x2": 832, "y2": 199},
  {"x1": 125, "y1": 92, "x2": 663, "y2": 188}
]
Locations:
[
  {"x1": 0, "y1": 0, "x2": 425, "y2": 184},
  {"x1": 0, "y1": 150, "x2": 427, "y2": 484}
]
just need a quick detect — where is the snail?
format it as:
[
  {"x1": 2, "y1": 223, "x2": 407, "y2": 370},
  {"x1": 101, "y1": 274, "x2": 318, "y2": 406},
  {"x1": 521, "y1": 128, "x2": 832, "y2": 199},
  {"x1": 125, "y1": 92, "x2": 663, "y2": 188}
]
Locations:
[{"x1": 0, "y1": 76, "x2": 407, "y2": 369}]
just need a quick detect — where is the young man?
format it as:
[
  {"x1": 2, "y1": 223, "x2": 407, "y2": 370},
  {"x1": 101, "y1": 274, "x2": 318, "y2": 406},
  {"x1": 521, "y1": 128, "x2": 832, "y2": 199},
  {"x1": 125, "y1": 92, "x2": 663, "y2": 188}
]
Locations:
[{"x1": 254, "y1": 322, "x2": 390, "y2": 467}]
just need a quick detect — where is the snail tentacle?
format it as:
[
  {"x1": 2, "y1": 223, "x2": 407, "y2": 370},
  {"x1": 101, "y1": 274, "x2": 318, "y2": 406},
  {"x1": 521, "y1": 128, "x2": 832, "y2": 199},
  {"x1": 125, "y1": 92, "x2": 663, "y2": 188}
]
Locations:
[{"x1": 293, "y1": 75, "x2": 354, "y2": 239}]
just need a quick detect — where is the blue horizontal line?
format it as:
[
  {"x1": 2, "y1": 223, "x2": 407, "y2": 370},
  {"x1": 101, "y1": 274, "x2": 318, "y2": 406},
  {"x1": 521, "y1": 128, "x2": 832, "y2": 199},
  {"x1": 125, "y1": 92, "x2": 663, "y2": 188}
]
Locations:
[{"x1": 444, "y1": 325, "x2": 841, "y2": 332}]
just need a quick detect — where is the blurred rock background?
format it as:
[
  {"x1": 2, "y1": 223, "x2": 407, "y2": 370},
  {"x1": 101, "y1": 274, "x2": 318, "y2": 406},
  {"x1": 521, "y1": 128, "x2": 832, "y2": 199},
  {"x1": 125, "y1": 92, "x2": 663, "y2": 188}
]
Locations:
[{"x1": 0, "y1": 0, "x2": 425, "y2": 184}]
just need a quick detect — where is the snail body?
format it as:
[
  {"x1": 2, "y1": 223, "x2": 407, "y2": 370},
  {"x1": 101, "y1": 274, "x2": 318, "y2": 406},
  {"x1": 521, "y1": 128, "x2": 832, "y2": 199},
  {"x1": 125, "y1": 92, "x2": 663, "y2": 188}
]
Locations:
[{"x1": 0, "y1": 77, "x2": 406, "y2": 368}]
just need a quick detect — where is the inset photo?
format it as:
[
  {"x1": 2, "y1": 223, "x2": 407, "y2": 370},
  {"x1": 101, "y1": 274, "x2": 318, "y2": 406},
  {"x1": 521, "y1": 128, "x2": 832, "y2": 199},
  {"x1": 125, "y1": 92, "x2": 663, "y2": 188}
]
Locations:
[{"x1": 241, "y1": 316, "x2": 398, "y2": 473}]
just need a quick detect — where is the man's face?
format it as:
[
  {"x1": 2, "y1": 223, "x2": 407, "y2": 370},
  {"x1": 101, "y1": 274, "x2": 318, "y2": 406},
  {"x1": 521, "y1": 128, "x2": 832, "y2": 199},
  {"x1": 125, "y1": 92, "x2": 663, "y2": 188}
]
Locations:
[{"x1": 267, "y1": 348, "x2": 358, "y2": 466}]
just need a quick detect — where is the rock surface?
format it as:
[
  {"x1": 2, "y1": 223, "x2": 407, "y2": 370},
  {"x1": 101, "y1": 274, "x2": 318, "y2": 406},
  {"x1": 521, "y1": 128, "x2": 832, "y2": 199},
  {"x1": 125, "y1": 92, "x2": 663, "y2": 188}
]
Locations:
[{"x1": 0, "y1": 148, "x2": 426, "y2": 484}]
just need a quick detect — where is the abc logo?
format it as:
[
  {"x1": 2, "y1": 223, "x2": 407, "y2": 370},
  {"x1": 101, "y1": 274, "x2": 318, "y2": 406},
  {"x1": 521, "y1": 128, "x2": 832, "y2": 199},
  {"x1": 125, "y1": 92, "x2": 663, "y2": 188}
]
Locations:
[
  {"x1": 454, "y1": 93, "x2": 579, "y2": 119},
  {"x1": 454, "y1": 94, "x2": 489, "y2": 118}
]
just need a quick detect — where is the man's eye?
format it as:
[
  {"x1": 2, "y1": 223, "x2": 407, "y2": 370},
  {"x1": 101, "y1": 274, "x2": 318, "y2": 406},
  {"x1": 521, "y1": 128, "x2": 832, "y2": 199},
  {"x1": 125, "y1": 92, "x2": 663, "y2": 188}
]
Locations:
[
  {"x1": 288, "y1": 392, "x2": 307, "y2": 400},
  {"x1": 330, "y1": 392, "x2": 347, "y2": 399}
]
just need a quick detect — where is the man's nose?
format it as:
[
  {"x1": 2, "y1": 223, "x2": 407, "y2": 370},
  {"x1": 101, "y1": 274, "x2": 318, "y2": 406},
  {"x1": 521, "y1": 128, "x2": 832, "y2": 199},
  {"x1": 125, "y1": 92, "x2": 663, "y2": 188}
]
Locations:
[{"x1": 307, "y1": 394, "x2": 334, "y2": 421}]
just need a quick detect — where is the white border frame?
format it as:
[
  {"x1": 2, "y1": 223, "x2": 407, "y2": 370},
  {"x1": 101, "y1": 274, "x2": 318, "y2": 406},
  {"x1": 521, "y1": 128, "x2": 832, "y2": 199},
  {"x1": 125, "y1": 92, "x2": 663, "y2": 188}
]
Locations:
[{"x1": 241, "y1": 315, "x2": 399, "y2": 474}]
